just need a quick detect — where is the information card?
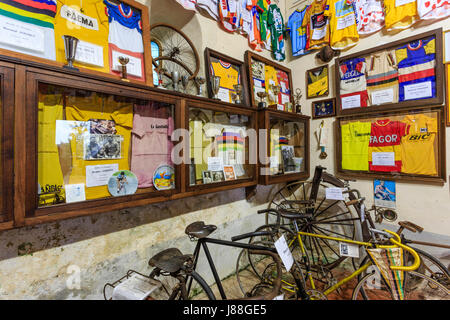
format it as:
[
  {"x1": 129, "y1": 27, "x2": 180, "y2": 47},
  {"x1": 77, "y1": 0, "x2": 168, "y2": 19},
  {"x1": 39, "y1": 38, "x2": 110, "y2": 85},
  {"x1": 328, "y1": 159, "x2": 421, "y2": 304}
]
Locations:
[{"x1": 86, "y1": 164, "x2": 119, "y2": 188}]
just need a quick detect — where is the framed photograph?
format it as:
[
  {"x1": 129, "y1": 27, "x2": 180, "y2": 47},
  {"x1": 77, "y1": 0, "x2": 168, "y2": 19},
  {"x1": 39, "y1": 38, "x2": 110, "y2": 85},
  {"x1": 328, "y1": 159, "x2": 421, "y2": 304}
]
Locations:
[
  {"x1": 205, "y1": 47, "x2": 250, "y2": 106},
  {"x1": 223, "y1": 165, "x2": 236, "y2": 181},
  {"x1": 211, "y1": 170, "x2": 225, "y2": 183},
  {"x1": 374, "y1": 180, "x2": 396, "y2": 209},
  {"x1": 245, "y1": 50, "x2": 294, "y2": 110},
  {"x1": 444, "y1": 29, "x2": 450, "y2": 63},
  {"x1": 89, "y1": 119, "x2": 117, "y2": 134},
  {"x1": 281, "y1": 145, "x2": 296, "y2": 173},
  {"x1": 312, "y1": 98, "x2": 336, "y2": 119},
  {"x1": 84, "y1": 134, "x2": 122, "y2": 160},
  {"x1": 306, "y1": 65, "x2": 329, "y2": 99},
  {"x1": 202, "y1": 170, "x2": 213, "y2": 184}
]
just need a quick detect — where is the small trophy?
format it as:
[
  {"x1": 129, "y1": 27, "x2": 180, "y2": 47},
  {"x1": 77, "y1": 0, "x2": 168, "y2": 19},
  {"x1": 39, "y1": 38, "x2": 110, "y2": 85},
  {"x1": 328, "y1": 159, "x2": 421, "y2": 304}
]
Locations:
[
  {"x1": 233, "y1": 84, "x2": 243, "y2": 104},
  {"x1": 194, "y1": 76, "x2": 206, "y2": 96},
  {"x1": 294, "y1": 88, "x2": 303, "y2": 114},
  {"x1": 181, "y1": 75, "x2": 189, "y2": 93},
  {"x1": 270, "y1": 84, "x2": 281, "y2": 110},
  {"x1": 118, "y1": 56, "x2": 130, "y2": 81},
  {"x1": 256, "y1": 91, "x2": 268, "y2": 109},
  {"x1": 211, "y1": 76, "x2": 221, "y2": 100},
  {"x1": 171, "y1": 71, "x2": 180, "y2": 91},
  {"x1": 63, "y1": 35, "x2": 79, "y2": 71},
  {"x1": 156, "y1": 67, "x2": 166, "y2": 89}
]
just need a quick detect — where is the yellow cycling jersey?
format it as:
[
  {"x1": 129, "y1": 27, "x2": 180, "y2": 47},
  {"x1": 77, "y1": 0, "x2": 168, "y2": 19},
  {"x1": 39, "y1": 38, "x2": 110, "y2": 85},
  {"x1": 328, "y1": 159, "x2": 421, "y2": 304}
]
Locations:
[
  {"x1": 37, "y1": 90, "x2": 65, "y2": 205},
  {"x1": 54, "y1": 0, "x2": 110, "y2": 73},
  {"x1": 401, "y1": 114, "x2": 437, "y2": 175},
  {"x1": 211, "y1": 60, "x2": 239, "y2": 103},
  {"x1": 384, "y1": 0, "x2": 418, "y2": 31},
  {"x1": 265, "y1": 65, "x2": 279, "y2": 104},
  {"x1": 324, "y1": 0, "x2": 359, "y2": 50},
  {"x1": 65, "y1": 93, "x2": 133, "y2": 199},
  {"x1": 341, "y1": 121, "x2": 371, "y2": 171},
  {"x1": 307, "y1": 67, "x2": 328, "y2": 97}
]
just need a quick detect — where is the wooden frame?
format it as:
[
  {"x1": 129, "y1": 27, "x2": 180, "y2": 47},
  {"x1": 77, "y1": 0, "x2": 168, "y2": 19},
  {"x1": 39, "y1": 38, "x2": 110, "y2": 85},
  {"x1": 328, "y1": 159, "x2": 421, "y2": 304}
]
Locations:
[
  {"x1": 258, "y1": 109, "x2": 310, "y2": 185},
  {"x1": 335, "y1": 106, "x2": 446, "y2": 184},
  {"x1": 0, "y1": 0, "x2": 153, "y2": 87},
  {"x1": 446, "y1": 63, "x2": 450, "y2": 127},
  {"x1": 335, "y1": 28, "x2": 444, "y2": 116},
  {"x1": 312, "y1": 98, "x2": 336, "y2": 119},
  {"x1": 184, "y1": 99, "x2": 258, "y2": 192},
  {"x1": 244, "y1": 51, "x2": 294, "y2": 110},
  {"x1": 204, "y1": 48, "x2": 250, "y2": 106},
  {"x1": 306, "y1": 65, "x2": 329, "y2": 99}
]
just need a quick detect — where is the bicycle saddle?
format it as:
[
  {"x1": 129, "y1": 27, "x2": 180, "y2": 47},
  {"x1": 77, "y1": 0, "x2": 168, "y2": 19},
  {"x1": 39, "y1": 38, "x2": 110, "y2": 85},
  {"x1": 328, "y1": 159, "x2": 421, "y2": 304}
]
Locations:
[
  {"x1": 148, "y1": 248, "x2": 192, "y2": 273},
  {"x1": 185, "y1": 221, "x2": 217, "y2": 239}
]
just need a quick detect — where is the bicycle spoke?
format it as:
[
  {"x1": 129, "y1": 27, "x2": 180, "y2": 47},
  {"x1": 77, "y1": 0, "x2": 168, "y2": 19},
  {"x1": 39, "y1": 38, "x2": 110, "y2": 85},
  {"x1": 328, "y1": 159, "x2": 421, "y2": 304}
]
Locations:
[
  {"x1": 314, "y1": 201, "x2": 341, "y2": 219},
  {"x1": 312, "y1": 224, "x2": 353, "y2": 239},
  {"x1": 315, "y1": 211, "x2": 353, "y2": 223},
  {"x1": 316, "y1": 235, "x2": 340, "y2": 259}
]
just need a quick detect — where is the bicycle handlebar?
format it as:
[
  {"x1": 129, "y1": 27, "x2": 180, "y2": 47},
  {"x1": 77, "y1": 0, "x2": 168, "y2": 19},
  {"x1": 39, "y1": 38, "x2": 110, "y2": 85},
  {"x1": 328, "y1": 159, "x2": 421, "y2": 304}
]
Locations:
[
  {"x1": 381, "y1": 229, "x2": 421, "y2": 272},
  {"x1": 257, "y1": 209, "x2": 279, "y2": 215}
]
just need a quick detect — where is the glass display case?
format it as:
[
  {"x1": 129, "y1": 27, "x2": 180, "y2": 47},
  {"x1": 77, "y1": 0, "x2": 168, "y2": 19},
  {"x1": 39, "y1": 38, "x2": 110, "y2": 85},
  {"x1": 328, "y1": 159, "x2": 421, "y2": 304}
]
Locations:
[
  {"x1": 186, "y1": 102, "x2": 257, "y2": 189},
  {"x1": 335, "y1": 28, "x2": 443, "y2": 116},
  {"x1": 259, "y1": 109, "x2": 310, "y2": 185},
  {"x1": 336, "y1": 107, "x2": 446, "y2": 183}
]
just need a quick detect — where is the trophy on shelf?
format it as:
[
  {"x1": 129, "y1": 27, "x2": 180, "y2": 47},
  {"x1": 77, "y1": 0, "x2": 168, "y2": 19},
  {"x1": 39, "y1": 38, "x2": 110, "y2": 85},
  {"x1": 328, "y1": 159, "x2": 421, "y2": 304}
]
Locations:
[
  {"x1": 211, "y1": 76, "x2": 221, "y2": 100},
  {"x1": 171, "y1": 71, "x2": 180, "y2": 91},
  {"x1": 181, "y1": 75, "x2": 189, "y2": 94},
  {"x1": 63, "y1": 35, "x2": 79, "y2": 71},
  {"x1": 256, "y1": 91, "x2": 268, "y2": 109},
  {"x1": 118, "y1": 56, "x2": 130, "y2": 81},
  {"x1": 294, "y1": 88, "x2": 303, "y2": 114},
  {"x1": 194, "y1": 76, "x2": 206, "y2": 96},
  {"x1": 269, "y1": 84, "x2": 282, "y2": 110},
  {"x1": 233, "y1": 84, "x2": 243, "y2": 104},
  {"x1": 156, "y1": 66, "x2": 167, "y2": 89}
]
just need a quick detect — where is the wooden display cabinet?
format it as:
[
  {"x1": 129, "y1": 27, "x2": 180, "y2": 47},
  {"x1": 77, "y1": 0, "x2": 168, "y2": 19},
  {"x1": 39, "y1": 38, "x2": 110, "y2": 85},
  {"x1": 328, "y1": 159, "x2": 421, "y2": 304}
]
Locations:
[{"x1": 258, "y1": 109, "x2": 310, "y2": 185}]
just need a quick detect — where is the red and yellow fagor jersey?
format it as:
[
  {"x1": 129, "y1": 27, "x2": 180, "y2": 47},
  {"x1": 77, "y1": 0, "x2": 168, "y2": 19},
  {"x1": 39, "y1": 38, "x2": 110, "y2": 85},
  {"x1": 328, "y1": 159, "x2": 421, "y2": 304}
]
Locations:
[
  {"x1": 65, "y1": 93, "x2": 133, "y2": 200},
  {"x1": 368, "y1": 119, "x2": 406, "y2": 172},
  {"x1": 401, "y1": 114, "x2": 438, "y2": 175},
  {"x1": 54, "y1": 0, "x2": 109, "y2": 73},
  {"x1": 384, "y1": 0, "x2": 418, "y2": 31}
]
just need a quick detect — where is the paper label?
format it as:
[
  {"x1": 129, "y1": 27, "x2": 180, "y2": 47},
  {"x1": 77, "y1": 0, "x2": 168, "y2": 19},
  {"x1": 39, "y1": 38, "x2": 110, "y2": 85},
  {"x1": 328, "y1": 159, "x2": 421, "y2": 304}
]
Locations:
[
  {"x1": 372, "y1": 152, "x2": 395, "y2": 166},
  {"x1": 325, "y1": 188, "x2": 344, "y2": 200},
  {"x1": 395, "y1": 0, "x2": 415, "y2": 6},
  {"x1": 253, "y1": 78, "x2": 264, "y2": 88},
  {"x1": 280, "y1": 82, "x2": 287, "y2": 92},
  {"x1": 336, "y1": 13, "x2": 356, "y2": 30},
  {"x1": 65, "y1": 184, "x2": 86, "y2": 203},
  {"x1": 274, "y1": 235, "x2": 294, "y2": 272},
  {"x1": 60, "y1": 5, "x2": 99, "y2": 31},
  {"x1": 75, "y1": 40, "x2": 104, "y2": 67},
  {"x1": 403, "y1": 81, "x2": 432, "y2": 100},
  {"x1": 0, "y1": 16, "x2": 45, "y2": 53},
  {"x1": 281, "y1": 93, "x2": 290, "y2": 104},
  {"x1": 312, "y1": 26, "x2": 326, "y2": 40},
  {"x1": 218, "y1": 87, "x2": 231, "y2": 102},
  {"x1": 111, "y1": 50, "x2": 143, "y2": 78},
  {"x1": 371, "y1": 88, "x2": 394, "y2": 105},
  {"x1": 85, "y1": 164, "x2": 119, "y2": 188},
  {"x1": 273, "y1": 294, "x2": 284, "y2": 300},
  {"x1": 341, "y1": 95, "x2": 361, "y2": 109},
  {"x1": 208, "y1": 157, "x2": 223, "y2": 171},
  {"x1": 339, "y1": 242, "x2": 359, "y2": 258},
  {"x1": 269, "y1": 156, "x2": 279, "y2": 168}
]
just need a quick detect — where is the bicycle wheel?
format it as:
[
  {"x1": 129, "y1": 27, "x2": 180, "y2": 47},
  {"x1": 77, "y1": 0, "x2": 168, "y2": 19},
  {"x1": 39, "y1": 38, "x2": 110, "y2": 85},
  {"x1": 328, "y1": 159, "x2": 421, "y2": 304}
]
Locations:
[
  {"x1": 352, "y1": 270, "x2": 449, "y2": 300},
  {"x1": 268, "y1": 180, "x2": 359, "y2": 270},
  {"x1": 150, "y1": 269, "x2": 216, "y2": 300}
]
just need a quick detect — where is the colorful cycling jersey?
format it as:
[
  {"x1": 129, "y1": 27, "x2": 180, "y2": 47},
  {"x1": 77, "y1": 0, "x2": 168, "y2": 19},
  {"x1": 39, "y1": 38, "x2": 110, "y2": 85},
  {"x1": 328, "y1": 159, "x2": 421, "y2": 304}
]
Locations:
[
  {"x1": 417, "y1": 0, "x2": 450, "y2": 19},
  {"x1": 0, "y1": 0, "x2": 57, "y2": 60},
  {"x1": 352, "y1": 0, "x2": 385, "y2": 34},
  {"x1": 368, "y1": 119, "x2": 406, "y2": 172},
  {"x1": 265, "y1": 64, "x2": 278, "y2": 104},
  {"x1": 324, "y1": 0, "x2": 359, "y2": 50},
  {"x1": 257, "y1": 0, "x2": 270, "y2": 49},
  {"x1": 196, "y1": 0, "x2": 219, "y2": 20},
  {"x1": 401, "y1": 114, "x2": 437, "y2": 175},
  {"x1": 339, "y1": 57, "x2": 368, "y2": 108},
  {"x1": 384, "y1": 0, "x2": 417, "y2": 31},
  {"x1": 276, "y1": 69, "x2": 290, "y2": 105},
  {"x1": 341, "y1": 121, "x2": 371, "y2": 171},
  {"x1": 219, "y1": 0, "x2": 238, "y2": 32},
  {"x1": 395, "y1": 37, "x2": 436, "y2": 102},
  {"x1": 307, "y1": 66, "x2": 328, "y2": 98},
  {"x1": 237, "y1": 0, "x2": 252, "y2": 35},
  {"x1": 267, "y1": 3, "x2": 285, "y2": 61},
  {"x1": 287, "y1": 6, "x2": 309, "y2": 56},
  {"x1": 366, "y1": 51, "x2": 399, "y2": 105},
  {"x1": 302, "y1": 0, "x2": 329, "y2": 50},
  {"x1": 54, "y1": 0, "x2": 109, "y2": 73},
  {"x1": 247, "y1": 0, "x2": 262, "y2": 51},
  {"x1": 104, "y1": 1, "x2": 145, "y2": 82},
  {"x1": 210, "y1": 60, "x2": 240, "y2": 103}
]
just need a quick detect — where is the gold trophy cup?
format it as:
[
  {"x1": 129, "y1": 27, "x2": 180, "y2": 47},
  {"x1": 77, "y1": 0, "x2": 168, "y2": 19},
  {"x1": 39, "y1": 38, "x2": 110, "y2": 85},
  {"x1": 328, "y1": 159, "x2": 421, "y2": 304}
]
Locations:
[
  {"x1": 269, "y1": 84, "x2": 281, "y2": 109},
  {"x1": 294, "y1": 88, "x2": 303, "y2": 114},
  {"x1": 233, "y1": 84, "x2": 243, "y2": 104},
  {"x1": 256, "y1": 91, "x2": 268, "y2": 109},
  {"x1": 118, "y1": 56, "x2": 130, "y2": 81}
]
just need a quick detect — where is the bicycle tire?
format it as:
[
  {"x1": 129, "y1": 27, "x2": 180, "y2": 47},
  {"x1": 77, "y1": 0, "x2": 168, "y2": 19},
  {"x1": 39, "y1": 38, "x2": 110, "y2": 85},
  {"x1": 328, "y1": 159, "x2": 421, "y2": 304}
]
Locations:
[{"x1": 352, "y1": 270, "x2": 449, "y2": 300}]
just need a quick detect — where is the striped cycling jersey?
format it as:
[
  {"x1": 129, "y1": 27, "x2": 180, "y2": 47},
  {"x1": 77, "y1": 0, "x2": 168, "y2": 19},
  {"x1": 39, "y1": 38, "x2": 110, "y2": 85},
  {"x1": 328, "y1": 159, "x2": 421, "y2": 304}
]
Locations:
[
  {"x1": 395, "y1": 37, "x2": 436, "y2": 102},
  {"x1": 366, "y1": 51, "x2": 398, "y2": 105}
]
